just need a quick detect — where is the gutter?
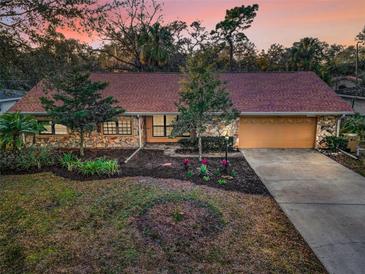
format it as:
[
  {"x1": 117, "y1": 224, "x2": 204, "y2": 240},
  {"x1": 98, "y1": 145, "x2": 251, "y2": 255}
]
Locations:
[
  {"x1": 19, "y1": 111, "x2": 353, "y2": 116},
  {"x1": 0, "y1": 97, "x2": 22, "y2": 103}
]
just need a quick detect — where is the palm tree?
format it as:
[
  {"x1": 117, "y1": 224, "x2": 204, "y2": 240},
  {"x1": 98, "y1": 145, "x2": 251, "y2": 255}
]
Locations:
[
  {"x1": 139, "y1": 22, "x2": 174, "y2": 69},
  {"x1": 0, "y1": 112, "x2": 44, "y2": 150},
  {"x1": 290, "y1": 37, "x2": 326, "y2": 71}
]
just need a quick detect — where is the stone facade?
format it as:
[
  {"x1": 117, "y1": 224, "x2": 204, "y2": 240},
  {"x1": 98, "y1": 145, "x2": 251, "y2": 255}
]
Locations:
[
  {"x1": 202, "y1": 118, "x2": 240, "y2": 147},
  {"x1": 315, "y1": 116, "x2": 338, "y2": 148},
  {"x1": 30, "y1": 116, "x2": 141, "y2": 149}
]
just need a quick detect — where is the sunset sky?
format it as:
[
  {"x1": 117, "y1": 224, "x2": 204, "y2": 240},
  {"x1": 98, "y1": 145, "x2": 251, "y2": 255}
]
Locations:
[{"x1": 62, "y1": 0, "x2": 365, "y2": 50}]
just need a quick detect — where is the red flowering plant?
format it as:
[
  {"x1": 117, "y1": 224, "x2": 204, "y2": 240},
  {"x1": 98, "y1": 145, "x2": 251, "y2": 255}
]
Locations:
[
  {"x1": 220, "y1": 159, "x2": 229, "y2": 174},
  {"x1": 201, "y1": 159, "x2": 208, "y2": 165},
  {"x1": 183, "y1": 159, "x2": 190, "y2": 170}
]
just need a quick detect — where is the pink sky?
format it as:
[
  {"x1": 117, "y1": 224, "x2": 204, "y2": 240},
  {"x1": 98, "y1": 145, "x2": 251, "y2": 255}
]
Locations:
[{"x1": 61, "y1": 0, "x2": 365, "y2": 50}]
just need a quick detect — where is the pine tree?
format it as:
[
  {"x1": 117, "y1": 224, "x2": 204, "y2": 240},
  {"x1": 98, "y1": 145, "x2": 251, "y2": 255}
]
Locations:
[{"x1": 41, "y1": 69, "x2": 124, "y2": 156}]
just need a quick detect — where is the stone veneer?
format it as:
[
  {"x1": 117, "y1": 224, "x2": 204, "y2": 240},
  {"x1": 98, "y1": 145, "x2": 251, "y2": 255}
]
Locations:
[
  {"x1": 315, "y1": 116, "x2": 338, "y2": 148},
  {"x1": 30, "y1": 116, "x2": 141, "y2": 149},
  {"x1": 203, "y1": 118, "x2": 240, "y2": 147}
]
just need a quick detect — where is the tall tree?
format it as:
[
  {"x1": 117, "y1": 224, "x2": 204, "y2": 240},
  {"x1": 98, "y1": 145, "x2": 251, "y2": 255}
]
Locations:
[
  {"x1": 289, "y1": 37, "x2": 327, "y2": 71},
  {"x1": 95, "y1": 0, "x2": 183, "y2": 71},
  {"x1": 41, "y1": 69, "x2": 124, "y2": 156},
  {"x1": 212, "y1": 4, "x2": 259, "y2": 71},
  {"x1": 171, "y1": 52, "x2": 238, "y2": 160}
]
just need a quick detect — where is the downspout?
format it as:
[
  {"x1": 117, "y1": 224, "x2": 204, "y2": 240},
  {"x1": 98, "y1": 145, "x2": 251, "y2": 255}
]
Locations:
[
  {"x1": 336, "y1": 114, "x2": 345, "y2": 137},
  {"x1": 124, "y1": 115, "x2": 143, "y2": 163}
]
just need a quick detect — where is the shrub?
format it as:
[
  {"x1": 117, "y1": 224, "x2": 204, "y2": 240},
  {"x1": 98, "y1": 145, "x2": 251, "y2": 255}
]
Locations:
[
  {"x1": 0, "y1": 147, "x2": 56, "y2": 173},
  {"x1": 59, "y1": 153, "x2": 80, "y2": 172},
  {"x1": 217, "y1": 178, "x2": 226, "y2": 185},
  {"x1": 203, "y1": 175, "x2": 210, "y2": 182},
  {"x1": 200, "y1": 164, "x2": 208, "y2": 176},
  {"x1": 77, "y1": 158, "x2": 119, "y2": 176},
  {"x1": 185, "y1": 171, "x2": 193, "y2": 178},
  {"x1": 178, "y1": 136, "x2": 235, "y2": 152},
  {"x1": 324, "y1": 136, "x2": 348, "y2": 152}
]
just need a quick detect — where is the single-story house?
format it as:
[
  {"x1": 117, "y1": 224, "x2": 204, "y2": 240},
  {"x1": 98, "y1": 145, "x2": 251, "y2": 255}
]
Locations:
[
  {"x1": 0, "y1": 89, "x2": 25, "y2": 113},
  {"x1": 10, "y1": 71, "x2": 353, "y2": 149}
]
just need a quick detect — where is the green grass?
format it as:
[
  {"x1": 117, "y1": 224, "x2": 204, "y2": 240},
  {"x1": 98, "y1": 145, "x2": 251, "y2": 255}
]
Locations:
[{"x1": 0, "y1": 173, "x2": 326, "y2": 273}]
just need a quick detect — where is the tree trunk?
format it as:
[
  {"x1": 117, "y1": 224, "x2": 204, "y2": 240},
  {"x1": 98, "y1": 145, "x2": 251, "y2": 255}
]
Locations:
[
  {"x1": 80, "y1": 129, "x2": 85, "y2": 157},
  {"x1": 228, "y1": 39, "x2": 234, "y2": 72},
  {"x1": 198, "y1": 134, "x2": 202, "y2": 161}
]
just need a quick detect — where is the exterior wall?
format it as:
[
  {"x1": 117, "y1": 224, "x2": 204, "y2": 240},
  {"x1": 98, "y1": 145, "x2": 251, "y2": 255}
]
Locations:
[
  {"x1": 315, "y1": 116, "x2": 338, "y2": 149},
  {"x1": 31, "y1": 116, "x2": 141, "y2": 149}
]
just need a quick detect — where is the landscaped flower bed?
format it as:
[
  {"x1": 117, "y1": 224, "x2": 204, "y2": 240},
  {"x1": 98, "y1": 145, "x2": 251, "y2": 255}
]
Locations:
[{"x1": 1, "y1": 148, "x2": 268, "y2": 194}]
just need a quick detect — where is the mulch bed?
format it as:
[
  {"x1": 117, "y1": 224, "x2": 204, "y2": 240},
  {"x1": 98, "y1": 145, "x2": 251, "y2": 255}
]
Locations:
[
  {"x1": 322, "y1": 150, "x2": 365, "y2": 177},
  {"x1": 2, "y1": 148, "x2": 269, "y2": 195}
]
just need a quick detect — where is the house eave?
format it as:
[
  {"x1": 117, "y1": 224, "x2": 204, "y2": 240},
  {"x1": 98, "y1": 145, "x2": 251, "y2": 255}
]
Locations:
[
  {"x1": 0, "y1": 97, "x2": 22, "y2": 103},
  {"x1": 17, "y1": 111, "x2": 353, "y2": 116}
]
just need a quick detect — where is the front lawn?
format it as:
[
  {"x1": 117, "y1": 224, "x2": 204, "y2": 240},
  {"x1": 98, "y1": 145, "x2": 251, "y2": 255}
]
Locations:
[{"x1": 0, "y1": 173, "x2": 325, "y2": 273}]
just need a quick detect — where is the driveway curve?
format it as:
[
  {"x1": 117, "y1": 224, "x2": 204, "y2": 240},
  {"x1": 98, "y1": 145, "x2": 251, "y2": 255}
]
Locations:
[{"x1": 242, "y1": 149, "x2": 365, "y2": 274}]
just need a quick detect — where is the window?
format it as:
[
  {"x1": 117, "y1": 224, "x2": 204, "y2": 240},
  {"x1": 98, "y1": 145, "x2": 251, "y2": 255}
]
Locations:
[
  {"x1": 40, "y1": 121, "x2": 68, "y2": 135},
  {"x1": 152, "y1": 115, "x2": 177, "y2": 137},
  {"x1": 103, "y1": 119, "x2": 132, "y2": 135},
  {"x1": 54, "y1": 124, "x2": 68, "y2": 134}
]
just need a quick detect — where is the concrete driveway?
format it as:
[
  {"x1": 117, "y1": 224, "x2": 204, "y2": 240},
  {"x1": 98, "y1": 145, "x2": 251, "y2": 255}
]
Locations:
[{"x1": 242, "y1": 149, "x2": 365, "y2": 274}]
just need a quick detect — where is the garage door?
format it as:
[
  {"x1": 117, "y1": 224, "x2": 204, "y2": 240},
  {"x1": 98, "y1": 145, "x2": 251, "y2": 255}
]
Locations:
[{"x1": 239, "y1": 117, "x2": 317, "y2": 148}]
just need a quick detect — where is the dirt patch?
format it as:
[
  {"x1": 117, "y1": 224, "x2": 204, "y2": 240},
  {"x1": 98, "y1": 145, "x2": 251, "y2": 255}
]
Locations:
[{"x1": 137, "y1": 199, "x2": 224, "y2": 251}]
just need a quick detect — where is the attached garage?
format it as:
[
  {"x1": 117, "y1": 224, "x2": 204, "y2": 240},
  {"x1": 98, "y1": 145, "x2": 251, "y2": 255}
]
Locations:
[{"x1": 238, "y1": 116, "x2": 317, "y2": 149}]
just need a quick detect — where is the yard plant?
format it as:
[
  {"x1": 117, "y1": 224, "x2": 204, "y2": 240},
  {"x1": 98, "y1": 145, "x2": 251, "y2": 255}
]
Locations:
[
  {"x1": 171, "y1": 53, "x2": 239, "y2": 160},
  {"x1": 59, "y1": 153, "x2": 119, "y2": 176},
  {"x1": 41, "y1": 69, "x2": 124, "y2": 156},
  {"x1": 0, "y1": 112, "x2": 44, "y2": 150}
]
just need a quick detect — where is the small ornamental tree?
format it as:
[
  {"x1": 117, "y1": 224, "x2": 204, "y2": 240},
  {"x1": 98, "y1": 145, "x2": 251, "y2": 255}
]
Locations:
[
  {"x1": 41, "y1": 69, "x2": 124, "y2": 156},
  {"x1": 171, "y1": 53, "x2": 239, "y2": 160}
]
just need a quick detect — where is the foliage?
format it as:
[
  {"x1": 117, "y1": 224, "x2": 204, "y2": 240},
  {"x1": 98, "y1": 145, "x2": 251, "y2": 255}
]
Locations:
[
  {"x1": 289, "y1": 37, "x2": 327, "y2": 72},
  {"x1": 41, "y1": 69, "x2": 124, "y2": 156},
  {"x1": 203, "y1": 175, "x2": 210, "y2": 182},
  {"x1": 59, "y1": 153, "x2": 80, "y2": 172},
  {"x1": 324, "y1": 136, "x2": 348, "y2": 152},
  {"x1": 0, "y1": 112, "x2": 44, "y2": 150},
  {"x1": 231, "y1": 170, "x2": 237, "y2": 177},
  {"x1": 341, "y1": 114, "x2": 365, "y2": 138},
  {"x1": 76, "y1": 158, "x2": 119, "y2": 176},
  {"x1": 171, "y1": 52, "x2": 239, "y2": 160},
  {"x1": 200, "y1": 164, "x2": 208, "y2": 176},
  {"x1": 179, "y1": 136, "x2": 235, "y2": 152},
  {"x1": 171, "y1": 207, "x2": 184, "y2": 222},
  {"x1": 185, "y1": 171, "x2": 193, "y2": 178},
  {"x1": 212, "y1": 4, "x2": 259, "y2": 71},
  {"x1": 59, "y1": 153, "x2": 119, "y2": 176},
  {"x1": 217, "y1": 178, "x2": 226, "y2": 185},
  {"x1": 0, "y1": 147, "x2": 56, "y2": 173}
]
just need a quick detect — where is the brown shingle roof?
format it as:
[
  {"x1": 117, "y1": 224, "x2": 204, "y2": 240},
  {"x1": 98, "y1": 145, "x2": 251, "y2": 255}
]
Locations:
[{"x1": 10, "y1": 71, "x2": 352, "y2": 114}]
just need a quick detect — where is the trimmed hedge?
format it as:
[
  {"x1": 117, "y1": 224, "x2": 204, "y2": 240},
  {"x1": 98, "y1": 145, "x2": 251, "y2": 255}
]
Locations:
[{"x1": 178, "y1": 136, "x2": 235, "y2": 152}]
